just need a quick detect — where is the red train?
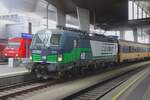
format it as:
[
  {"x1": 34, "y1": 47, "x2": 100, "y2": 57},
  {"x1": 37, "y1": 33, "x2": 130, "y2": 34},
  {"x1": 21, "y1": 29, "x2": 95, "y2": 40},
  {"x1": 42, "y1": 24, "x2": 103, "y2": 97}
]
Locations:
[
  {"x1": 0, "y1": 39, "x2": 8, "y2": 62},
  {"x1": 2, "y1": 37, "x2": 32, "y2": 58}
]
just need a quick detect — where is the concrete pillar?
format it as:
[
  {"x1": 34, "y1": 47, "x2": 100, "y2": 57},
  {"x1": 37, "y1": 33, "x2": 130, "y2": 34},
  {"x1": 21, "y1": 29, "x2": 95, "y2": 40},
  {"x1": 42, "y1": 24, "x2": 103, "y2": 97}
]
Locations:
[
  {"x1": 56, "y1": 9, "x2": 66, "y2": 26},
  {"x1": 8, "y1": 58, "x2": 14, "y2": 67},
  {"x1": 120, "y1": 30, "x2": 125, "y2": 40},
  {"x1": 76, "y1": 7, "x2": 90, "y2": 32},
  {"x1": 133, "y1": 27, "x2": 138, "y2": 42},
  {"x1": 9, "y1": 58, "x2": 22, "y2": 67}
]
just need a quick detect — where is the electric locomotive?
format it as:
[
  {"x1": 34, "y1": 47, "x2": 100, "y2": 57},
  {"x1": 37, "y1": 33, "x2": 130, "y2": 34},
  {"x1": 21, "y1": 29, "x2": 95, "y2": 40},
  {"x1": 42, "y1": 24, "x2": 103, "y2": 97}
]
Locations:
[{"x1": 29, "y1": 26, "x2": 118, "y2": 79}]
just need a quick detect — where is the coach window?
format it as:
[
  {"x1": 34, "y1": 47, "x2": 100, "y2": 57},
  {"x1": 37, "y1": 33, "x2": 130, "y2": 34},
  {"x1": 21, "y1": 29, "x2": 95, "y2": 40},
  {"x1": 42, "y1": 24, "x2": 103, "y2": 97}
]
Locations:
[
  {"x1": 138, "y1": 47, "x2": 140, "y2": 52},
  {"x1": 127, "y1": 46, "x2": 129, "y2": 52},
  {"x1": 143, "y1": 48, "x2": 145, "y2": 52},
  {"x1": 132, "y1": 47, "x2": 135, "y2": 52},
  {"x1": 132, "y1": 47, "x2": 134, "y2": 52},
  {"x1": 128, "y1": 46, "x2": 131, "y2": 52},
  {"x1": 124, "y1": 46, "x2": 128, "y2": 53},
  {"x1": 141, "y1": 48, "x2": 143, "y2": 52},
  {"x1": 140, "y1": 47, "x2": 142, "y2": 52},
  {"x1": 136, "y1": 47, "x2": 138, "y2": 52},
  {"x1": 122, "y1": 46, "x2": 125, "y2": 52},
  {"x1": 140, "y1": 48, "x2": 142, "y2": 52},
  {"x1": 121, "y1": 46, "x2": 126, "y2": 52},
  {"x1": 134, "y1": 47, "x2": 136, "y2": 52},
  {"x1": 139, "y1": 48, "x2": 141, "y2": 52},
  {"x1": 129, "y1": 46, "x2": 133, "y2": 52}
]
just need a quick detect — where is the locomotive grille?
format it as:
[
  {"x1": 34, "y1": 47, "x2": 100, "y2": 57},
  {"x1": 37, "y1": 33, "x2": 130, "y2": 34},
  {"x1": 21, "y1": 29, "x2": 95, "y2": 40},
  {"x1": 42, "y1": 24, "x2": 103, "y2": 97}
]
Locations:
[
  {"x1": 47, "y1": 55, "x2": 57, "y2": 62},
  {"x1": 32, "y1": 54, "x2": 42, "y2": 61}
]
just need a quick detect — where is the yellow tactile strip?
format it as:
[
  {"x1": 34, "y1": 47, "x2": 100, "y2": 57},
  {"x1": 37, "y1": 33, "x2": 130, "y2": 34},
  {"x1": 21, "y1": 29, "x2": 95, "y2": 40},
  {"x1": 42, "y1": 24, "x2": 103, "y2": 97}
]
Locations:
[
  {"x1": 111, "y1": 68, "x2": 149, "y2": 100},
  {"x1": 100, "y1": 62, "x2": 150, "y2": 100}
]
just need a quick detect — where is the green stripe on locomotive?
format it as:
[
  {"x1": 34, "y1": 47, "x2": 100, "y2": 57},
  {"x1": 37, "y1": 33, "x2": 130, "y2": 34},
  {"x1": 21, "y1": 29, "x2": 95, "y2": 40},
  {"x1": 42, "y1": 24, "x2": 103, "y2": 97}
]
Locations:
[
  {"x1": 47, "y1": 55, "x2": 58, "y2": 62},
  {"x1": 32, "y1": 48, "x2": 91, "y2": 64},
  {"x1": 32, "y1": 54, "x2": 42, "y2": 62},
  {"x1": 32, "y1": 47, "x2": 117, "y2": 64},
  {"x1": 61, "y1": 48, "x2": 91, "y2": 64}
]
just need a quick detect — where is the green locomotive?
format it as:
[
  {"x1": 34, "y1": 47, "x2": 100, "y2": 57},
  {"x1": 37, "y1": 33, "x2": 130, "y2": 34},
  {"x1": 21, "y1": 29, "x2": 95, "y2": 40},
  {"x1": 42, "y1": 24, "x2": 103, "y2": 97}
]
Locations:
[{"x1": 29, "y1": 26, "x2": 118, "y2": 79}]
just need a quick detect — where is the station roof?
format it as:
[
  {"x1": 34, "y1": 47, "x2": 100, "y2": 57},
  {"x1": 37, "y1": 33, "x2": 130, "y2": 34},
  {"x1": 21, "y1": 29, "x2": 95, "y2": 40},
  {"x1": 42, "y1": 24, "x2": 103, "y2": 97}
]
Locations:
[
  {"x1": 46, "y1": 0, "x2": 128, "y2": 28},
  {"x1": 136, "y1": 0, "x2": 150, "y2": 15},
  {"x1": 46, "y1": 0, "x2": 150, "y2": 30}
]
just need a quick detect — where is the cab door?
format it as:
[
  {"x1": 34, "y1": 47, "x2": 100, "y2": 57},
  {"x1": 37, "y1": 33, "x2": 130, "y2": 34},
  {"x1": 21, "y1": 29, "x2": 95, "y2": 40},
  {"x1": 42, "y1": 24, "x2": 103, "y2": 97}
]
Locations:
[{"x1": 73, "y1": 39, "x2": 80, "y2": 62}]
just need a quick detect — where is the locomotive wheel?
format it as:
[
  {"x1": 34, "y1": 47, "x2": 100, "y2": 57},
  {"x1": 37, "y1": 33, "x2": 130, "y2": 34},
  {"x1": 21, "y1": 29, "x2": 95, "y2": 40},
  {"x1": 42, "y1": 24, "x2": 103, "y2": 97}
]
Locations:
[
  {"x1": 34, "y1": 64, "x2": 49, "y2": 79},
  {"x1": 34, "y1": 64, "x2": 42, "y2": 78},
  {"x1": 58, "y1": 71, "x2": 69, "y2": 79},
  {"x1": 41, "y1": 69, "x2": 49, "y2": 79}
]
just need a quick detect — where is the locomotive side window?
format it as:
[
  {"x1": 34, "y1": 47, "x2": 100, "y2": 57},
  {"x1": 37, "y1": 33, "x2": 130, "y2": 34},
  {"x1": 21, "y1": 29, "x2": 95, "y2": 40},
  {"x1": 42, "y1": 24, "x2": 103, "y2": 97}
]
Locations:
[
  {"x1": 123, "y1": 46, "x2": 129, "y2": 53},
  {"x1": 73, "y1": 40, "x2": 79, "y2": 48},
  {"x1": 73, "y1": 40, "x2": 77, "y2": 48},
  {"x1": 50, "y1": 34, "x2": 61, "y2": 45}
]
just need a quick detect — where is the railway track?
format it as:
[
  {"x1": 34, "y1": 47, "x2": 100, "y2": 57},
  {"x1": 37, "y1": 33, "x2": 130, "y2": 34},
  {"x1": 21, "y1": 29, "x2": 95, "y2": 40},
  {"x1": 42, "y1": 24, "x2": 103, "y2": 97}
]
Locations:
[
  {"x1": 63, "y1": 65, "x2": 148, "y2": 100},
  {"x1": 0, "y1": 80, "x2": 60, "y2": 100},
  {"x1": 0, "y1": 80, "x2": 38, "y2": 92},
  {"x1": 0, "y1": 61, "x2": 146, "y2": 100}
]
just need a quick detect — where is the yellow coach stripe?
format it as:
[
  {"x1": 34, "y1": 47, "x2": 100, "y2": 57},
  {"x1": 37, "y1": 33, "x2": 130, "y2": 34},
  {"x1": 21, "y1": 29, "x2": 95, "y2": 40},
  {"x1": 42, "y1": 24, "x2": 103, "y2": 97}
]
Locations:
[{"x1": 112, "y1": 70, "x2": 147, "y2": 100}]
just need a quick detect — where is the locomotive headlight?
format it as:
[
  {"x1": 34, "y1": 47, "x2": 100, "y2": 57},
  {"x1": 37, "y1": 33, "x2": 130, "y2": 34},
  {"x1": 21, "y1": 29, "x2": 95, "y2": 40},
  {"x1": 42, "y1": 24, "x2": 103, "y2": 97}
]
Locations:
[
  {"x1": 58, "y1": 55, "x2": 63, "y2": 62},
  {"x1": 80, "y1": 53, "x2": 85, "y2": 60},
  {"x1": 30, "y1": 56, "x2": 32, "y2": 60},
  {"x1": 5, "y1": 53, "x2": 7, "y2": 56},
  {"x1": 11, "y1": 48, "x2": 14, "y2": 50}
]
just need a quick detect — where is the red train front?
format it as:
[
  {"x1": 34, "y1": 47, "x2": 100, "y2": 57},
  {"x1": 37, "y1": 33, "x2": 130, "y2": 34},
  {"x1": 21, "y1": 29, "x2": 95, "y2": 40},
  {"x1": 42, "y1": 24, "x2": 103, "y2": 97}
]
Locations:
[{"x1": 3, "y1": 37, "x2": 32, "y2": 58}]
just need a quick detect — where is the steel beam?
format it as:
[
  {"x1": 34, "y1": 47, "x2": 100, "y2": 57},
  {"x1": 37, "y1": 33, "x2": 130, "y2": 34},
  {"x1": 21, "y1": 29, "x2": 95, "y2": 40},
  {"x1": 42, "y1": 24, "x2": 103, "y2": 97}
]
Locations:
[
  {"x1": 133, "y1": 27, "x2": 138, "y2": 42},
  {"x1": 56, "y1": 9, "x2": 66, "y2": 26},
  {"x1": 120, "y1": 30, "x2": 125, "y2": 40}
]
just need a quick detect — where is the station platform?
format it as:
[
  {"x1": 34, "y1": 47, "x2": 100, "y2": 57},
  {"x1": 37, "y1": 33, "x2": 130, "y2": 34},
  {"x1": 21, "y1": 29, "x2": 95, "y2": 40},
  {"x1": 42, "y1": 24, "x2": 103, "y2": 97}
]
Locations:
[
  {"x1": 0, "y1": 62, "x2": 8, "y2": 65},
  {"x1": 100, "y1": 64, "x2": 150, "y2": 100},
  {"x1": 0, "y1": 64, "x2": 29, "y2": 78},
  {"x1": 23, "y1": 61, "x2": 150, "y2": 100}
]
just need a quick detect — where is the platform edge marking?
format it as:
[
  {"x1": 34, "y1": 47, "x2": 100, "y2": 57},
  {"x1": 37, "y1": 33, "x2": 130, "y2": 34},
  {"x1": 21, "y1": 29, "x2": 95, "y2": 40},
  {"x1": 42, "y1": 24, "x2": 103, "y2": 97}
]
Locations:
[{"x1": 111, "y1": 69, "x2": 147, "y2": 100}]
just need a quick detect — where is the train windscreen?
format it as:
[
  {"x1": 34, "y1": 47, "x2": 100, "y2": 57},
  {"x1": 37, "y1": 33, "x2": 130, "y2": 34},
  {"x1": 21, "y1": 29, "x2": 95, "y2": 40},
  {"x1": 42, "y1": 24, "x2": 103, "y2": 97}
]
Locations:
[
  {"x1": 31, "y1": 30, "x2": 61, "y2": 49},
  {"x1": 7, "y1": 42, "x2": 20, "y2": 48}
]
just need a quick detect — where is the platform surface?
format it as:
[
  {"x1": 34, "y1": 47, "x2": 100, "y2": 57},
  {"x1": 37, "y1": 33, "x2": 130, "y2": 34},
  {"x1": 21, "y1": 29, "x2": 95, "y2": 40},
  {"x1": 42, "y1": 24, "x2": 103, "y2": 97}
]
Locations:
[
  {"x1": 23, "y1": 61, "x2": 150, "y2": 100},
  {"x1": 125, "y1": 71, "x2": 150, "y2": 100},
  {"x1": 0, "y1": 65, "x2": 29, "y2": 78},
  {"x1": 100, "y1": 64, "x2": 150, "y2": 100}
]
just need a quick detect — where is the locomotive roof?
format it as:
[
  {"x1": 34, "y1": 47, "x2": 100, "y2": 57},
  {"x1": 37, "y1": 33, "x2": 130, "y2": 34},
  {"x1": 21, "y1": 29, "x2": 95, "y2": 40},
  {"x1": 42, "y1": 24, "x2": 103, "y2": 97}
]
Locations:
[{"x1": 37, "y1": 29, "x2": 118, "y2": 43}]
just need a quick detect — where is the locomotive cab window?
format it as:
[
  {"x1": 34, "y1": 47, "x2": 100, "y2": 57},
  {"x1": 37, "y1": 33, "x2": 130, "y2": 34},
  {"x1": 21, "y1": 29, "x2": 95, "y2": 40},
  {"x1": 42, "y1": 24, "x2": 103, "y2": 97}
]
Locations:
[
  {"x1": 31, "y1": 30, "x2": 62, "y2": 49},
  {"x1": 31, "y1": 30, "x2": 51, "y2": 48}
]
